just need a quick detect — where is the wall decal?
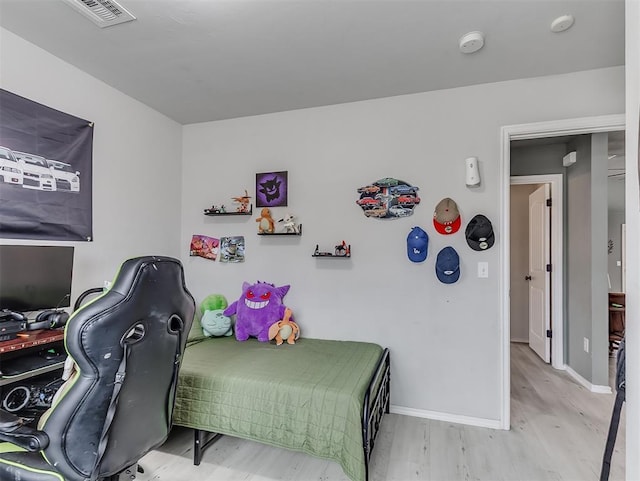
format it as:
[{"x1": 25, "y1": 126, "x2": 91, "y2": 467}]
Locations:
[{"x1": 356, "y1": 178, "x2": 420, "y2": 219}]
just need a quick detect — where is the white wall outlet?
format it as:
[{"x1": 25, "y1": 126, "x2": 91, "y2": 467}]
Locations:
[
  {"x1": 617, "y1": 260, "x2": 622, "y2": 267},
  {"x1": 583, "y1": 337, "x2": 589, "y2": 353},
  {"x1": 478, "y1": 262, "x2": 488, "y2": 278}
]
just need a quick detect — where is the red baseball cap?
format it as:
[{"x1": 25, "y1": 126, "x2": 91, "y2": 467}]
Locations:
[{"x1": 433, "y1": 198, "x2": 461, "y2": 235}]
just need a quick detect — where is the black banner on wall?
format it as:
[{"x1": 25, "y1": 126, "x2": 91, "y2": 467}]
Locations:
[{"x1": 0, "y1": 89, "x2": 93, "y2": 241}]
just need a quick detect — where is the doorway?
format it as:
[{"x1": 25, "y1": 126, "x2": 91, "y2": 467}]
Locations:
[
  {"x1": 510, "y1": 175, "x2": 563, "y2": 369},
  {"x1": 498, "y1": 114, "x2": 625, "y2": 430}
]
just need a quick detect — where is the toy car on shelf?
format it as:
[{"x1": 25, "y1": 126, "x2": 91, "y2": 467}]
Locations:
[{"x1": 204, "y1": 205, "x2": 227, "y2": 214}]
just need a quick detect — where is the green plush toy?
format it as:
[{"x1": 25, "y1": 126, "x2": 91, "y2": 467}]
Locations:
[{"x1": 200, "y1": 294, "x2": 233, "y2": 337}]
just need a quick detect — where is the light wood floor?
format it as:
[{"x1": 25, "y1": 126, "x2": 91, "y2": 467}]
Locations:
[{"x1": 137, "y1": 343, "x2": 625, "y2": 480}]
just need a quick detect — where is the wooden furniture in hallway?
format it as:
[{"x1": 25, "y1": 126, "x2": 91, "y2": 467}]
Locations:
[{"x1": 609, "y1": 292, "x2": 625, "y2": 354}]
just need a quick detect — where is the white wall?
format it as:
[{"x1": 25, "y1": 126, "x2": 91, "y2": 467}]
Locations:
[
  {"x1": 625, "y1": 0, "x2": 640, "y2": 477},
  {"x1": 181, "y1": 67, "x2": 624, "y2": 424},
  {"x1": 0, "y1": 28, "x2": 184, "y2": 302}
]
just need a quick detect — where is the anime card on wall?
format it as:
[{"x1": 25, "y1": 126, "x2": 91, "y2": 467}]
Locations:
[
  {"x1": 220, "y1": 236, "x2": 245, "y2": 263},
  {"x1": 256, "y1": 171, "x2": 288, "y2": 207},
  {"x1": 189, "y1": 234, "x2": 219, "y2": 261}
]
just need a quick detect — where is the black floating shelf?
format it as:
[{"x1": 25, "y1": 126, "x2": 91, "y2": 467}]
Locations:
[
  {"x1": 312, "y1": 244, "x2": 351, "y2": 258},
  {"x1": 204, "y1": 205, "x2": 253, "y2": 216},
  {"x1": 258, "y1": 224, "x2": 303, "y2": 236}
]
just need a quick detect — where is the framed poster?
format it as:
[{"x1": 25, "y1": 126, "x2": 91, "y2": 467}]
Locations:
[
  {"x1": 0, "y1": 89, "x2": 93, "y2": 241},
  {"x1": 256, "y1": 171, "x2": 288, "y2": 207}
]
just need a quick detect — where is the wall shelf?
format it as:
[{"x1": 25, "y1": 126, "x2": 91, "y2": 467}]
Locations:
[
  {"x1": 312, "y1": 244, "x2": 351, "y2": 258},
  {"x1": 204, "y1": 205, "x2": 253, "y2": 216},
  {"x1": 258, "y1": 224, "x2": 302, "y2": 236}
]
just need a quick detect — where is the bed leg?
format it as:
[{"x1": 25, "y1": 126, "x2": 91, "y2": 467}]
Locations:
[
  {"x1": 194, "y1": 429, "x2": 204, "y2": 466},
  {"x1": 192, "y1": 428, "x2": 224, "y2": 466}
]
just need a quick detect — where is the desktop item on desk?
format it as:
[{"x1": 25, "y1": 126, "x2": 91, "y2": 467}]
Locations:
[
  {"x1": 26, "y1": 311, "x2": 69, "y2": 331},
  {"x1": 0, "y1": 244, "x2": 73, "y2": 334},
  {"x1": 27, "y1": 298, "x2": 71, "y2": 331},
  {"x1": 0, "y1": 244, "x2": 74, "y2": 312},
  {"x1": 0, "y1": 310, "x2": 28, "y2": 341}
]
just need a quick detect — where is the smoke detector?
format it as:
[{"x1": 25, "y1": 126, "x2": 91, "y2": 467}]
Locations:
[
  {"x1": 550, "y1": 15, "x2": 574, "y2": 33},
  {"x1": 62, "y1": 0, "x2": 136, "y2": 28},
  {"x1": 459, "y1": 31, "x2": 485, "y2": 54}
]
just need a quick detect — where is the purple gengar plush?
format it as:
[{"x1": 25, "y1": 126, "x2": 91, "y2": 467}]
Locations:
[{"x1": 224, "y1": 281, "x2": 291, "y2": 342}]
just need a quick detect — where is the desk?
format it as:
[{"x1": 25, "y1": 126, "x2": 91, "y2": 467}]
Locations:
[
  {"x1": 0, "y1": 330, "x2": 65, "y2": 410},
  {"x1": 0, "y1": 329, "x2": 64, "y2": 354},
  {"x1": 1, "y1": 330, "x2": 65, "y2": 385}
]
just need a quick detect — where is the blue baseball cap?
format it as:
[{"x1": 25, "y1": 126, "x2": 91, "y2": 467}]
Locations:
[
  {"x1": 436, "y1": 246, "x2": 460, "y2": 283},
  {"x1": 407, "y1": 226, "x2": 429, "y2": 262}
]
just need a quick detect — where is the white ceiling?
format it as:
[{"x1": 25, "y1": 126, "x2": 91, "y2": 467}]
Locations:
[{"x1": 0, "y1": 0, "x2": 625, "y2": 125}]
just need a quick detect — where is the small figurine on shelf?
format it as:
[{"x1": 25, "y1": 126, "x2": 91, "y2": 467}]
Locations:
[
  {"x1": 256, "y1": 208, "x2": 275, "y2": 234},
  {"x1": 278, "y1": 213, "x2": 300, "y2": 234},
  {"x1": 313, "y1": 244, "x2": 333, "y2": 256},
  {"x1": 232, "y1": 190, "x2": 252, "y2": 213},
  {"x1": 335, "y1": 241, "x2": 350, "y2": 257},
  {"x1": 204, "y1": 204, "x2": 227, "y2": 214}
]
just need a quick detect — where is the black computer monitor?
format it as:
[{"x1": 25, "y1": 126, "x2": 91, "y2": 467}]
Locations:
[{"x1": 0, "y1": 245, "x2": 74, "y2": 312}]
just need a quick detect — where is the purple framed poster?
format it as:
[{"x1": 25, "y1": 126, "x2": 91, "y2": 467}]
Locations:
[{"x1": 256, "y1": 171, "x2": 288, "y2": 207}]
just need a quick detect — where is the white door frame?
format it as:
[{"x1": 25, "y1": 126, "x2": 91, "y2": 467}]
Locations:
[
  {"x1": 511, "y1": 175, "x2": 562, "y2": 368},
  {"x1": 499, "y1": 114, "x2": 625, "y2": 429}
]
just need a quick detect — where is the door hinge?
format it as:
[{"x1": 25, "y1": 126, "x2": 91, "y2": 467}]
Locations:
[
  {"x1": 546, "y1": 329, "x2": 552, "y2": 338},
  {"x1": 546, "y1": 264, "x2": 552, "y2": 272},
  {"x1": 546, "y1": 198, "x2": 552, "y2": 207}
]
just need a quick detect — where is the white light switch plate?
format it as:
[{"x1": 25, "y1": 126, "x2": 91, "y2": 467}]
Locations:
[{"x1": 478, "y1": 262, "x2": 488, "y2": 278}]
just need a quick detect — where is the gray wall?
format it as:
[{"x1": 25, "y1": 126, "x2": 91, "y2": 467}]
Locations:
[
  {"x1": 181, "y1": 68, "x2": 624, "y2": 424},
  {"x1": 0, "y1": 28, "x2": 184, "y2": 304},
  {"x1": 589, "y1": 133, "x2": 610, "y2": 387},
  {"x1": 511, "y1": 143, "x2": 567, "y2": 176},
  {"x1": 565, "y1": 133, "x2": 609, "y2": 386},
  {"x1": 608, "y1": 178, "x2": 625, "y2": 292}
]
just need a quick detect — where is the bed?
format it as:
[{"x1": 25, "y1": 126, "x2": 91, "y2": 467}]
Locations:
[{"x1": 173, "y1": 335, "x2": 390, "y2": 481}]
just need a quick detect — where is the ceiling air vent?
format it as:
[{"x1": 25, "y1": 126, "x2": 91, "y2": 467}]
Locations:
[{"x1": 62, "y1": 0, "x2": 136, "y2": 28}]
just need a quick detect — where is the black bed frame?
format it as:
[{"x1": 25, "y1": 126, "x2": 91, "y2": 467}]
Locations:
[{"x1": 191, "y1": 348, "x2": 391, "y2": 481}]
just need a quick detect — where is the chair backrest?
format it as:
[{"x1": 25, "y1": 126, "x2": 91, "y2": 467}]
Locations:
[{"x1": 39, "y1": 256, "x2": 195, "y2": 481}]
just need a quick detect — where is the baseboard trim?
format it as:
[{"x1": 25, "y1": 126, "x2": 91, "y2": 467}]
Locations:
[
  {"x1": 390, "y1": 405, "x2": 503, "y2": 430},
  {"x1": 564, "y1": 365, "x2": 612, "y2": 394}
]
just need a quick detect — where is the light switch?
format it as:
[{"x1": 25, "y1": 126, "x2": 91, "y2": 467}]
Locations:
[{"x1": 478, "y1": 262, "x2": 488, "y2": 278}]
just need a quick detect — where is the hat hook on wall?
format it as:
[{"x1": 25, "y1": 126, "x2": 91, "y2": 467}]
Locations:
[{"x1": 465, "y1": 156, "x2": 481, "y2": 187}]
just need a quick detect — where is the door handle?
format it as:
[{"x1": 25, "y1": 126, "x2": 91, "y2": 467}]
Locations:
[{"x1": 525, "y1": 275, "x2": 532, "y2": 281}]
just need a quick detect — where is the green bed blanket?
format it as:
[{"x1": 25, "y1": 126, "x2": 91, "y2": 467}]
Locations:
[{"x1": 173, "y1": 336, "x2": 384, "y2": 481}]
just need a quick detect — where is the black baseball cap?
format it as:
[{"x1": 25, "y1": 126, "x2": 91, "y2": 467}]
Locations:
[{"x1": 465, "y1": 214, "x2": 495, "y2": 251}]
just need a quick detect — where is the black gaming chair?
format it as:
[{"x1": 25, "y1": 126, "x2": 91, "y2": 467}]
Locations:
[{"x1": 0, "y1": 256, "x2": 195, "y2": 481}]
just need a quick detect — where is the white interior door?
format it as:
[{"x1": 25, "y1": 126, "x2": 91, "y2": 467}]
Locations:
[{"x1": 528, "y1": 184, "x2": 551, "y2": 362}]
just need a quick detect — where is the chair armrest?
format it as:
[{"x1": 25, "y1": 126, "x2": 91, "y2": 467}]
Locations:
[{"x1": 0, "y1": 409, "x2": 49, "y2": 451}]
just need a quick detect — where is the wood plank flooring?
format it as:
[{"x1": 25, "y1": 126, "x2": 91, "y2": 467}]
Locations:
[{"x1": 137, "y1": 343, "x2": 625, "y2": 480}]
